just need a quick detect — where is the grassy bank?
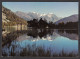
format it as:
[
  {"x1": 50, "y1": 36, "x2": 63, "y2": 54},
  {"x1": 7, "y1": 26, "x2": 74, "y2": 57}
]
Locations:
[{"x1": 2, "y1": 43, "x2": 78, "y2": 57}]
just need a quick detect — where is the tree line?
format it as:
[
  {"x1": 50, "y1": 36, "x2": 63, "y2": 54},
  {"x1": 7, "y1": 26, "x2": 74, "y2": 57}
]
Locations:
[{"x1": 27, "y1": 18, "x2": 78, "y2": 29}]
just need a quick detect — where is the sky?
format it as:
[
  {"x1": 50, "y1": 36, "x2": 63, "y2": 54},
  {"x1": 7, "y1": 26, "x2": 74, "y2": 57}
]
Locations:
[{"x1": 2, "y1": 2, "x2": 78, "y2": 18}]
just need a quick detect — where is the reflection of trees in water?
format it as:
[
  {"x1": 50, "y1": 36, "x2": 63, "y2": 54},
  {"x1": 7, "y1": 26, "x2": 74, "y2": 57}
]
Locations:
[
  {"x1": 2, "y1": 29, "x2": 78, "y2": 56},
  {"x1": 2, "y1": 29, "x2": 78, "y2": 46},
  {"x1": 58, "y1": 30, "x2": 65, "y2": 33},
  {"x1": 58, "y1": 29, "x2": 78, "y2": 34},
  {"x1": 65, "y1": 30, "x2": 78, "y2": 34},
  {"x1": 27, "y1": 29, "x2": 78, "y2": 39},
  {"x1": 27, "y1": 29, "x2": 54, "y2": 38},
  {"x1": 2, "y1": 30, "x2": 28, "y2": 47},
  {"x1": 58, "y1": 29, "x2": 78, "y2": 40}
]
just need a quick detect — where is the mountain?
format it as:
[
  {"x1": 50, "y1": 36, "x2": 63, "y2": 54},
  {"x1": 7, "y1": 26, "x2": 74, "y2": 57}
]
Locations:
[
  {"x1": 40, "y1": 13, "x2": 61, "y2": 23},
  {"x1": 55, "y1": 14, "x2": 78, "y2": 24},
  {"x1": 15, "y1": 11, "x2": 40, "y2": 21},
  {"x1": 2, "y1": 6, "x2": 10, "y2": 23},
  {"x1": 2, "y1": 12, "x2": 10, "y2": 23},
  {"x1": 2, "y1": 6, "x2": 27, "y2": 26},
  {"x1": 15, "y1": 11, "x2": 61, "y2": 23}
]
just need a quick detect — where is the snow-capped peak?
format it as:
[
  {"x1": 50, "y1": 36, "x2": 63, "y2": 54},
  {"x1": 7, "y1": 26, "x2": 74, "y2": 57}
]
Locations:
[{"x1": 15, "y1": 11, "x2": 62, "y2": 23}]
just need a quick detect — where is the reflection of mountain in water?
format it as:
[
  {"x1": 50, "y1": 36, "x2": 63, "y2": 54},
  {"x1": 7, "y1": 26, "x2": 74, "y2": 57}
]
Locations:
[
  {"x1": 2, "y1": 28, "x2": 78, "y2": 56},
  {"x1": 26, "y1": 29, "x2": 78, "y2": 40},
  {"x1": 57, "y1": 30, "x2": 78, "y2": 40}
]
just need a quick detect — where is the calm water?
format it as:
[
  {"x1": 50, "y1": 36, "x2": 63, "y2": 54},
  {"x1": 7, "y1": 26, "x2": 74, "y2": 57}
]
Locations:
[{"x1": 2, "y1": 27, "x2": 78, "y2": 56}]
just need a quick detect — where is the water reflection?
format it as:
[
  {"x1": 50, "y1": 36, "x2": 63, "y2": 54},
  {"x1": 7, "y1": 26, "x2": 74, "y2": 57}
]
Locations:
[
  {"x1": 2, "y1": 26, "x2": 27, "y2": 35},
  {"x1": 2, "y1": 28, "x2": 78, "y2": 57},
  {"x1": 57, "y1": 29, "x2": 78, "y2": 40},
  {"x1": 27, "y1": 29, "x2": 54, "y2": 38},
  {"x1": 26, "y1": 29, "x2": 78, "y2": 40}
]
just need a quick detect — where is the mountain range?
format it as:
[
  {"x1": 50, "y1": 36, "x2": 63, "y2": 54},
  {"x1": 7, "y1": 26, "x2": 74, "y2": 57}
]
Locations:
[
  {"x1": 2, "y1": 6, "x2": 78, "y2": 26},
  {"x1": 55, "y1": 14, "x2": 78, "y2": 24},
  {"x1": 15, "y1": 11, "x2": 61, "y2": 23},
  {"x1": 15, "y1": 11, "x2": 78, "y2": 24}
]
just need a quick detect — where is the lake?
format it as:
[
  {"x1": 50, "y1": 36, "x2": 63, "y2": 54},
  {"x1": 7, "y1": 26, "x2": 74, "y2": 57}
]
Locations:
[{"x1": 2, "y1": 27, "x2": 78, "y2": 57}]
